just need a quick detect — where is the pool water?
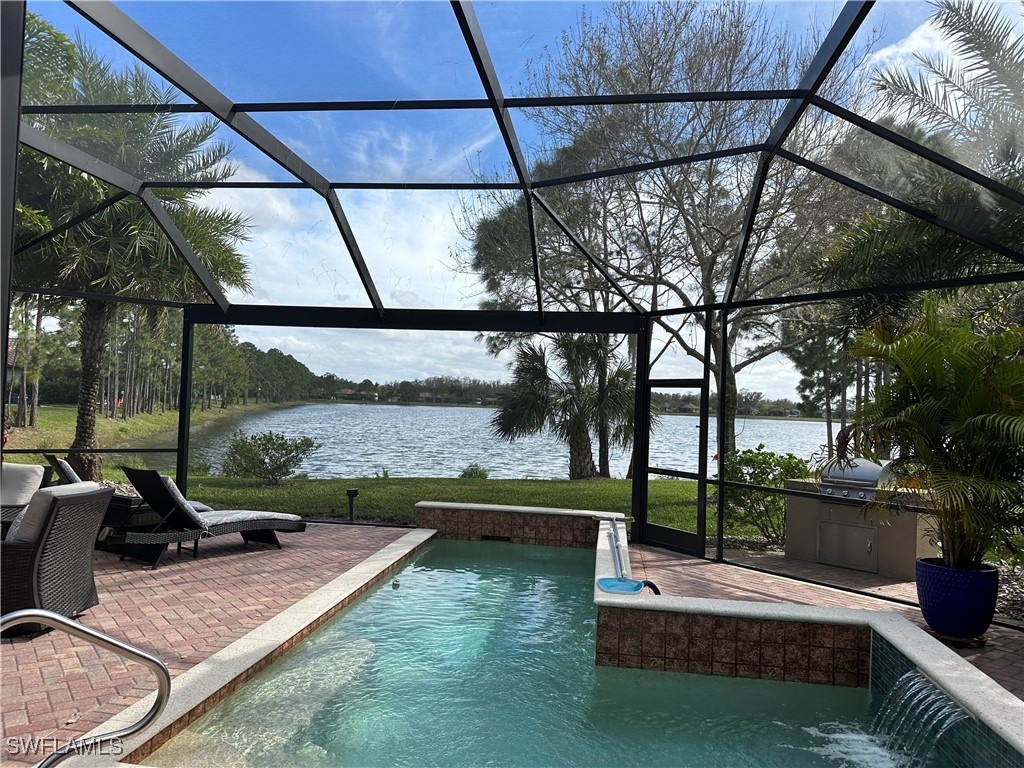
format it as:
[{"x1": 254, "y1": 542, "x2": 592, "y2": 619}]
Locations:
[{"x1": 146, "y1": 540, "x2": 901, "y2": 768}]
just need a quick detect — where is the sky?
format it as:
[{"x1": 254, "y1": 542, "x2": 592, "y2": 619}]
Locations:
[{"x1": 25, "y1": 0, "x2": 1013, "y2": 396}]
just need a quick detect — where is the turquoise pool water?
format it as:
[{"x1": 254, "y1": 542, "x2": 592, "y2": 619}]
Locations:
[{"x1": 147, "y1": 540, "x2": 900, "y2": 768}]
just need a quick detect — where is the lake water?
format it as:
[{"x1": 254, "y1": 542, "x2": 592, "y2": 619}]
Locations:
[{"x1": 169, "y1": 403, "x2": 829, "y2": 480}]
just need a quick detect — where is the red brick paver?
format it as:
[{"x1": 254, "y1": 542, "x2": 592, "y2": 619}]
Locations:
[
  {"x1": 632, "y1": 543, "x2": 1024, "y2": 701},
  {"x1": 1, "y1": 524, "x2": 406, "y2": 765}
]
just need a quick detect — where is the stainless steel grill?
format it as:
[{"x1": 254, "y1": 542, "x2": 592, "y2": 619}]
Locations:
[{"x1": 819, "y1": 459, "x2": 885, "y2": 502}]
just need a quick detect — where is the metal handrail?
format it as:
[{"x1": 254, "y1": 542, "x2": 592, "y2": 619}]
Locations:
[{"x1": 0, "y1": 609, "x2": 171, "y2": 768}]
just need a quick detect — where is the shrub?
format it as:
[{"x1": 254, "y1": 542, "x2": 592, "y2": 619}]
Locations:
[
  {"x1": 459, "y1": 462, "x2": 489, "y2": 480},
  {"x1": 222, "y1": 430, "x2": 319, "y2": 485},
  {"x1": 723, "y1": 443, "x2": 807, "y2": 546}
]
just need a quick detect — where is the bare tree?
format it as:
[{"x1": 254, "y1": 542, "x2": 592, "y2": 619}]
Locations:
[{"x1": 460, "y1": 1, "x2": 874, "y2": 453}]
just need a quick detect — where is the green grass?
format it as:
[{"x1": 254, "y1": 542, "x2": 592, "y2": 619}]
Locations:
[{"x1": 183, "y1": 475, "x2": 701, "y2": 527}]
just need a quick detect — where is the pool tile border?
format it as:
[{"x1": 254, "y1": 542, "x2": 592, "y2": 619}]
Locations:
[
  {"x1": 415, "y1": 501, "x2": 618, "y2": 547},
  {"x1": 62, "y1": 528, "x2": 436, "y2": 767}
]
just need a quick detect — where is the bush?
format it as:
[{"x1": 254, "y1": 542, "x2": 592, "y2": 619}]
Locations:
[
  {"x1": 459, "y1": 462, "x2": 489, "y2": 480},
  {"x1": 222, "y1": 430, "x2": 319, "y2": 485},
  {"x1": 723, "y1": 443, "x2": 807, "y2": 546}
]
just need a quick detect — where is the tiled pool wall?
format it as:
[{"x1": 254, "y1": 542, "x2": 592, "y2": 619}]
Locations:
[
  {"x1": 415, "y1": 501, "x2": 606, "y2": 548},
  {"x1": 594, "y1": 607, "x2": 870, "y2": 685},
  {"x1": 872, "y1": 634, "x2": 1024, "y2": 768}
]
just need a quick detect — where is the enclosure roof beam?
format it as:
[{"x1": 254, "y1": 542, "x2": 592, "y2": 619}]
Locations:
[
  {"x1": 532, "y1": 145, "x2": 767, "y2": 189},
  {"x1": 14, "y1": 190, "x2": 131, "y2": 255},
  {"x1": 649, "y1": 268, "x2": 1024, "y2": 318},
  {"x1": 532, "y1": 193, "x2": 645, "y2": 315},
  {"x1": 186, "y1": 304, "x2": 644, "y2": 334},
  {"x1": 21, "y1": 90, "x2": 806, "y2": 115},
  {"x1": 146, "y1": 181, "x2": 523, "y2": 191},
  {"x1": 451, "y1": 0, "x2": 544, "y2": 318},
  {"x1": 723, "y1": 0, "x2": 874, "y2": 306},
  {"x1": 19, "y1": 122, "x2": 230, "y2": 311},
  {"x1": 65, "y1": 0, "x2": 384, "y2": 319},
  {"x1": 779, "y1": 148, "x2": 1024, "y2": 266},
  {"x1": 12, "y1": 284, "x2": 190, "y2": 309},
  {"x1": 811, "y1": 97, "x2": 1024, "y2": 208}
]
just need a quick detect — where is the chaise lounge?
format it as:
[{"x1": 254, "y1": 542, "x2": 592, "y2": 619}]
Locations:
[{"x1": 118, "y1": 466, "x2": 306, "y2": 568}]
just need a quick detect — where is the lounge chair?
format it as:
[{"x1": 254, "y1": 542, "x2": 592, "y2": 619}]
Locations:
[
  {"x1": 1, "y1": 482, "x2": 114, "y2": 634},
  {"x1": 43, "y1": 454, "x2": 214, "y2": 512},
  {"x1": 117, "y1": 466, "x2": 306, "y2": 568}
]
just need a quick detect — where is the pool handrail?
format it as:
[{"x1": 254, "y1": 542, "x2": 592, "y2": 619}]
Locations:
[{"x1": 0, "y1": 608, "x2": 171, "y2": 768}]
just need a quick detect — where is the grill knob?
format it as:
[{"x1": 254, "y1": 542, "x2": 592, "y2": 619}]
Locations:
[
  {"x1": 858, "y1": 491, "x2": 866, "y2": 499},
  {"x1": 841, "y1": 489, "x2": 849, "y2": 497},
  {"x1": 825, "y1": 488, "x2": 833, "y2": 495}
]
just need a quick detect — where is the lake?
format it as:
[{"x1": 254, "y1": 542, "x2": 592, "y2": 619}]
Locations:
[{"x1": 165, "y1": 403, "x2": 830, "y2": 480}]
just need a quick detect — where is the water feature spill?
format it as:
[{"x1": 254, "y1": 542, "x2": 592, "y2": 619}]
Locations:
[{"x1": 871, "y1": 670, "x2": 970, "y2": 767}]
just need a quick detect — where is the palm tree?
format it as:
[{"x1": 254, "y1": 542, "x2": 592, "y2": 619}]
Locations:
[
  {"x1": 491, "y1": 334, "x2": 634, "y2": 480},
  {"x1": 15, "y1": 20, "x2": 250, "y2": 479},
  {"x1": 816, "y1": 0, "x2": 1024, "y2": 331}
]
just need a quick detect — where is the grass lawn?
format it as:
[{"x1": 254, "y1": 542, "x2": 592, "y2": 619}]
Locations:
[
  {"x1": 184, "y1": 475, "x2": 702, "y2": 527},
  {"x1": 4, "y1": 402, "x2": 291, "y2": 457}
]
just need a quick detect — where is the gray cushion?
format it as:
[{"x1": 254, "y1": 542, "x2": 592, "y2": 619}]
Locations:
[
  {"x1": 160, "y1": 475, "x2": 209, "y2": 530},
  {"x1": 1, "y1": 463, "x2": 45, "y2": 507},
  {"x1": 6, "y1": 481, "x2": 103, "y2": 544},
  {"x1": 202, "y1": 510, "x2": 302, "y2": 526},
  {"x1": 189, "y1": 500, "x2": 214, "y2": 513},
  {"x1": 55, "y1": 458, "x2": 83, "y2": 484}
]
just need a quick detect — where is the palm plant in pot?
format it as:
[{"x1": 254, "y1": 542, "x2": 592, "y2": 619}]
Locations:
[{"x1": 835, "y1": 305, "x2": 1024, "y2": 639}]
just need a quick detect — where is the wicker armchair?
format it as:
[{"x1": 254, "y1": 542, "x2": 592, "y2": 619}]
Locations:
[{"x1": 1, "y1": 483, "x2": 114, "y2": 634}]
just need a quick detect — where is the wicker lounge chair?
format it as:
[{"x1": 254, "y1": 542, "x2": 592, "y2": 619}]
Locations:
[
  {"x1": 1, "y1": 482, "x2": 114, "y2": 634},
  {"x1": 117, "y1": 466, "x2": 306, "y2": 568}
]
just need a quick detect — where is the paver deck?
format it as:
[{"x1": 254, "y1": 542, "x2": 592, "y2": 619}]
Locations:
[
  {"x1": 2, "y1": 527, "x2": 1022, "y2": 766},
  {"x1": 1, "y1": 523, "x2": 407, "y2": 765}
]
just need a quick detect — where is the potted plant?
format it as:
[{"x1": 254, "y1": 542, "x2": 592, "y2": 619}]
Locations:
[{"x1": 835, "y1": 305, "x2": 1024, "y2": 639}]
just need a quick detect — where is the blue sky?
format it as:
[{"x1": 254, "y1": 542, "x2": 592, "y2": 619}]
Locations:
[{"x1": 25, "y1": 0, "x2": 1007, "y2": 395}]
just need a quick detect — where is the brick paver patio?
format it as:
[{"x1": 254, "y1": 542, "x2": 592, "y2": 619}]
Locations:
[
  {"x1": 2, "y1": 526, "x2": 1022, "y2": 766},
  {"x1": 1, "y1": 523, "x2": 406, "y2": 765}
]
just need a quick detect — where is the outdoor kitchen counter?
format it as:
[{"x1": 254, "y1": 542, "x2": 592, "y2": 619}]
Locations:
[{"x1": 783, "y1": 478, "x2": 937, "y2": 581}]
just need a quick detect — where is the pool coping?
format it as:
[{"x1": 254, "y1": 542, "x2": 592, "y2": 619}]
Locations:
[
  {"x1": 59, "y1": 528, "x2": 436, "y2": 768},
  {"x1": 593, "y1": 518, "x2": 1024, "y2": 756}
]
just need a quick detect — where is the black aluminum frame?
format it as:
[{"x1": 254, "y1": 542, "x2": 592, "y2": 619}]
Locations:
[{"x1": 2, "y1": 0, "x2": 1021, "y2": 554}]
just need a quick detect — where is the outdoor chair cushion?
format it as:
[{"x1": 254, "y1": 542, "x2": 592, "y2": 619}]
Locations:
[
  {"x1": 1, "y1": 463, "x2": 45, "y2": 508},
  {"x1": 201, "y1": 510, "x2": 302, "y2": 527},
  {"x1": 54, "y1": 457, "x2": 82, "y2": 483},
  {"x1": 159, "y1": 475, "x2": 209, "y2": 530},
  {"x1": 6, "y1": 482, "x2": 104, "y2": 544}
]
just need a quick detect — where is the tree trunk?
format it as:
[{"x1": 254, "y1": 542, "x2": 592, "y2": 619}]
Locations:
[
  {"x1": 716, "y1": 359, "x2": 739, "y2": 456},
  {"x1": 567, "y1": 421, "x2": 597, "y2": 479},
  {"x1": 70, "y1": 299, "x2": 115, "y2": 480}
]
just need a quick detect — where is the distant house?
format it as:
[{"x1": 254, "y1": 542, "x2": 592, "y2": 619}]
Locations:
[
  {"x1": 340, "y1": 388, "x2": 357, "y2": 398},
  {"x1": 680, "y1": 403, "x2": 699, "y2": 414},
  {"x1": 482, "y1": 396, "x2": 499, "y2": 406},
  {"x1": 418, "y1": 392, "x2": 433, "y2": 402},
  {"x1": 5, "y1": 338, "x2": 22, "y2": 388}
]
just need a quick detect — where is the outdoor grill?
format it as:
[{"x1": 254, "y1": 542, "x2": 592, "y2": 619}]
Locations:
[{"x1": 818, "y1": 459, "x2": 885, "y2": 502}]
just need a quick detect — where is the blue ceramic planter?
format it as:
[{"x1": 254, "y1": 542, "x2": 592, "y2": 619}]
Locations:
[{"x1": 916, "y1": 557, "x2": 999, "y2": 639}]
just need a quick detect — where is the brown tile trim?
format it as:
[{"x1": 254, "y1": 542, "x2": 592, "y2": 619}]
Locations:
[
  {"x1": 595, "y1": 606, "x2": 871, "y2": 687},
  {"x1": 415, "y1": 504, "x2": 601, "y2": 548}
]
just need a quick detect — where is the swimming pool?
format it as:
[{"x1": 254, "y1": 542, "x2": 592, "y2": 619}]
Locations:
[{"x1": 145, "y1": 540, "x2": 901, "y2": 767}]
